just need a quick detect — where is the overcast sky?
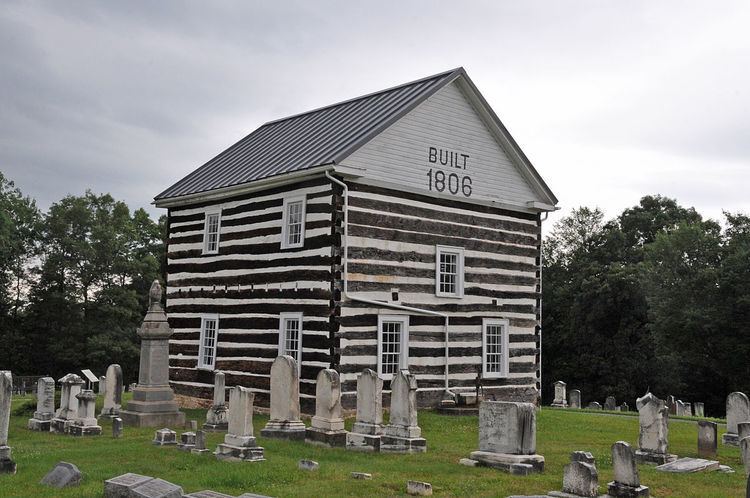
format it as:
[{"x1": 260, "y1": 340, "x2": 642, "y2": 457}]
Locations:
[{"x1": 2, "y1": 1, "x2": 748, "y2": 229}]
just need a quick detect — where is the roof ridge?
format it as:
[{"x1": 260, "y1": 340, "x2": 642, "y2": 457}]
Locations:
[{"x1": 261, "y1": 67, "x2": 463, "y2": 127}]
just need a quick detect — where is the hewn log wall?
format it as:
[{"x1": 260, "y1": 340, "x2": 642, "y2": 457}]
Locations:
[{"x1": 338, "y1": 180, "x2": 541, "y2": 407}]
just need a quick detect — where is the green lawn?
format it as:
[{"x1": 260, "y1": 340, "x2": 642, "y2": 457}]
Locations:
[{"x1": 2, "y1": 395, "x2": 746, "y2": 497}]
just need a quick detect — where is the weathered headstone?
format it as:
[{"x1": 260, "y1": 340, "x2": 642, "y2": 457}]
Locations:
[
  {"x1": 656, "y1": 457, "x2": 719, "y2": 473},
  {"x1": 190, "y1": 419, "x2": 198, "y2": 431},
  {"x1": 586, "y1": 401, "x2": 602, "y2": 410},
  {"x1": 697, "y1": 421, "x2": 717, "y2": 458},
  {"x1": 70, "y1": 389, "x2": 102, "y2": 436},
  {"x1": 104, "y1": 473, "x2": 154, "y2": 497},
  {"x1": 685, "y1": 402, "x2": 693, "y2": 417},
  {"x1": 406, "y1": 480, "x2": 433, "y2": 496},
  {"x1": 120, "y1": 281, "x2": 186, "y2": 428},
  {"x1": 298, "y1": 459, "x2": 319, "y2": 471},
  {"x1": 153, "y1": 428, "x2": 177, "y2": 446},
  {"x1": 28, "y1": 376, "x2": 55, "y2": 431},
  {"x1": 667, "y1": 395, "x2": 676, "y2": 415},
  {"x1": 191, "y1": 430, "x2": 211, "y2": 455},
  {"x1": 203, "y1": 371, "x2": 228, "y2": 432},
  {"x1": 605, "y1": 396, "x2": 617, "y2": 411},
  {"x1": 607, "y1": 441, "x2": 649, "y2": 497},
  {"x1": 346, "y1": 368, "x2": 383, "y2": 452},
  {"x1": 569, "y1": 389, "x2": 581, "y2": 409},
  {"x1": 741, "y1": 437, "x2": 750, "y2": 476},
  {"x1": 40, "y1": 461, "x2": 82, "y2": 488},
  {"x1": 619, "y1": 402, "x2": 629, "y2": 412},
  {"x1": 381, "y1": 370, "x2": 427, "y2": 453},
  {"x1": 0, "y1": 371, "x2": 16, "y2": 474},
  {"x1": 129, "y1": 477, "x2": 183, "y2": 498},
  {"x1": 178, "y1": 431, "x2": 196, "y2": 451},
  {"x1": 100, "y1": 364, "x2": 123, "y2": 418},
  {"x1": 51, "y1": 373, "x2": 85, "y2": 433},
  {"x1": 635, "y1": 392, "x2": 677, "y2": 465},
  {"x1": 553, "y1": 453, "x2": 598, "y2": 497},
  {"x1": 723, "y1": 392, "x2": 750, "y2": 446},
  {"x1": 740, "y1": 422, "x2": 750, "y2": 441},
  {"x1": 260, "y1": 355, "x2": 306, "y2": 440},
  {"x1": 305, "y1": 368, "x2": 347, "y2": 447},
  {"x1": 464, "y1": 400, "x2": 545, "y2": 473},
  {"x1": 551, "y1": 381, "x2": 568, "y2": 408},
  {"x1": 215, "y1": 386, "x2": 265, "y2": 461},
  {"x1": 570, "y1": 451, "x2": 595, "y2": 464},
  {"x1": 351, "y1": 472, "x2": 372, "y2": 480},
  {"x1": 99, "y1": 376, "x2": 106, "y2": 395},
  {"x1": 694, "y1": 402, "x2": 705, "y2": 418},
  {"x1": 113, "y1": 417, "x2": 123, "y2": 438}
]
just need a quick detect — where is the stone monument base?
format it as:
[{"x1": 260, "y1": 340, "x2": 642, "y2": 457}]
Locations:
[
  {"x1": 380, "y1": 434, "x2": 427, "y2": 453},
  {"x1": 202, "y1": 422, "x2": 228, "y2": 432},
  {"x1": 305, "y1": 426, "x2": 347, "y2": 447},
  {"x1": 215, "y1": 435, "x2": 265, "y2": 462},
  {"x1": 634, "y1": 450, "x2": 677, "y2": 465},
  {"x1": 607, "y1": 481, "x2": 650, "y2": 497},
  {"x1": 191, "y1": 447, "x2": 211, "y2": 455},
  {"x1": 178, "y1": 432, "x2": 196, "y2": 452},
  {"x1": 27, "y1": 417, "x2": 52, "y2": 432},
  {"x1": 120, "y1": 385, "x2": 186, "y2": 428},
  {"x1": 50, "y1": 418, "x2": 69, "y2": 434},
  {"x1": 550, "y1": 402, "x2": 568, "y2": 408},
  {"x1": 69, "y1": 424, "x2": 102, "y2": 436},
  {"x1": 721, "y1": 432, "x2": 739, "y2": 446},
  {"x1": 203, "y1": 406, "x2": 228, "y2": 432},
  {"x1": 0, "y1": 446, "x2": 16, "y2": 475},
  {"x1": 467, "y1": 450, "x2": 545, "y2": 473},
  {"x1": 346, "y1": 432, "x2": 381, "y2": 452},
  {"x1": 260, "y1": 420, "x2": 306, "y2": 440}
]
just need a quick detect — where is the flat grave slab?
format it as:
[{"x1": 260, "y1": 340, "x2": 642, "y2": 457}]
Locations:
[{"x1": 655, "y1": 457, "x2": 720, "y2": 473}]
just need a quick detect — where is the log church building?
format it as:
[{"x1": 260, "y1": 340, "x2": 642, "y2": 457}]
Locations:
[{"x1": 154, "y1": 67, "x2": 558, "y2": 411}]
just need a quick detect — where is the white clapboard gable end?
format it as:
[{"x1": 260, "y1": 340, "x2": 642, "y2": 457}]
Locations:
[{"x1": 341, "y1": 77, "x2": 554, "y2": 212}]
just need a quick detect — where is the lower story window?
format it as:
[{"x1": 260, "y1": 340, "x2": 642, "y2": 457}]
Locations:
[
  {"x1": 482, "y1": 318, "x2": 509, "y2": 378},
  {"x1": 378, "y1": 315, "x2": 409, "y2": 378},
  {"x1": 198, "y1": 315, "x2": 219, "y2": 369},
  {"x1": 279, "y1": 312, "x2": 303, "y2": 367}
]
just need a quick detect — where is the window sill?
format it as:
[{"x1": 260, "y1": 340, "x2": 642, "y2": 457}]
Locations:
[{"x1": 435, "y1": 293, "x2": 463, "y2": 299}]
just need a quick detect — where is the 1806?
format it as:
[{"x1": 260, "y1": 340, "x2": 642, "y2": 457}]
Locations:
[{"x1": 427, "y1": 169, "x2": 472, "y2": 197}]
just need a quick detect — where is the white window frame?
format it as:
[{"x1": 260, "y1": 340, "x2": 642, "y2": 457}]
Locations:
[
  {"x1": 435, "y1": 245, "x2": 465, "y2": 298},
  {"x1": 202, "y1": 209, "x2": 222, "y2": 255},
  {"x1": 482, "y1": 318, "x2": 509, "y2": 378},
  {"x1": 377, "y1": 314, "x2": 409, "y2": 380},
  {"x1": 281, "y1": 195, "x2": 307, "y2": 249},
  {"x1": 278, "y1": 312, "x2": 303, "y2": 368},
  {"x1": 197, "y1": 314, "x2": 220, "y2": 370}
]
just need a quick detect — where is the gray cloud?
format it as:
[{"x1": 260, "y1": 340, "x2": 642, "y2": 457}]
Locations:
[{"x1": 1, "y1": 0, "x2": 748, "y2": 225}]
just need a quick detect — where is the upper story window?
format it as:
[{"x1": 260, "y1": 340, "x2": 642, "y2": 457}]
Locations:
[
  {"x1": 377, "y1": 315, "x2": 409, "y2": 379},
  {"x1": 203, "y1": 210, "x2": 222, "y2": 254},
  {"x1": 278, "y1": 312, "x2": 303, "y2": 367},
  {"x1": 198, "y1": 314, "x2": 219, "y2": 370},
  {"x1": 482, "y1": 318, "x2": 509, "y2": 378},
  {"x1": 281, "y1": 195, "x2": 306, "y2": 249},
  {"x1": 435, "y1": 245, "x2": 464, "y2": 297}
]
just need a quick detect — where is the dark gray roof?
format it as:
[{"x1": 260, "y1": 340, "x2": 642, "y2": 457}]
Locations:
[{"x1": 155, "y1": 68, "x2": 462, "y2": 201}]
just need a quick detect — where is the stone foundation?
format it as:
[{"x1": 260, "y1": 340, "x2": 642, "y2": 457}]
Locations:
[
  {"x1": 634, "y1": 450, "x2": 677, "y2": 465},
  {"x1": 607, "y1": 481, "x2": 650, "y2": 497},
  {"x1": 215, "y1": 435, "x2": 265, "y2": 462},
  {"x1": 69, "y1": 424, "x2": 102, "y2": 436},
  {"x1": 346, "y1": 432, "x2": 381, "y2": 452},
  {"x1": 305, "y1": 427, "x2": 347, "y2": 447},
  {"x1": 467, "y1": 450, "x2": 545, "y2": 473},
  {"x1": 260, "y1": 420, "x2": 306, "y2": 441},
  {"x1": 380, "y1": 434, "x2": 427, "y2": 453}
]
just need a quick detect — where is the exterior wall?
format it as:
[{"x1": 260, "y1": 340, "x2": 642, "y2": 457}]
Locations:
[
  {"x1": 165, "y1": 177, "x2": 336, "y2": 411},
  {"x1": 338, "y1": 180, "x2": 541, "y2": 409},
  {"x1": 342, "y1": 80, "x2": 541, "y2": 207}
]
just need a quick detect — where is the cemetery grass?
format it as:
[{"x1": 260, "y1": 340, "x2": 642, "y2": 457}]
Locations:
[{"x1": 3, "y1": 396, "x2": 745, "y2": 498}]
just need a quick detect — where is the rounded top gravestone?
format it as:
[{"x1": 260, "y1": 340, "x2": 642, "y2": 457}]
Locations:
[{"x1": 726, "y1": 392, "x2": 750, "y2": 435}]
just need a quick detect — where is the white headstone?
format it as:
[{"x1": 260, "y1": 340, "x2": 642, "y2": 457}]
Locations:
[
  {"x1": 562, "y1": 459, "x2": 599, "y2": 497},
  {"x1": 728, "y1": 392, "x2": 750, "y2": 435},
  {"x1": 612, "y1": 441, "x2": 639, "y2": 487},
  {"x1": 0, "y1": 371, "x2": 15, "y2": 474},
  {"x1": 260, "y1": 356, "x2": 305, "y2": 440},
  {"x1": 311, "y1": 369, "x2": 344, "y2": 431},
  {"x1": 552, "y1": 381, "x2": 567, "y2": 407},
  {"x1": 478, "y1": 401, "x2": 536, "y2": 455},
  {"x1": 388, "y1": 370, "x2": 419, "y2": 432},
  {"x1": 569, "y1": 389, "x2": 581, "y2": 409},
  {"x1": 101, "y1": 364, "x2": 123, "y2": 417},
  {"x1": 636, "y1": 392, "x2": 669, "y2": 454},
  {"x1": 356, "y1": 368, "x2": 383, "y2": 427},
  {"x1": 28, "y1": 376, "x2": 56, "y2": 430},
  {"x1": 228, "y1": 386, "x2": 254, "y2": 438}
]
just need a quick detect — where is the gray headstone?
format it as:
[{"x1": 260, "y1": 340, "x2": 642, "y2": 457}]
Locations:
[
  {"x1": 40, "y1": 462, "x2": 82, "y2": 488},
  {"x1": 113, "y1": 417, "x2": 123, "y2": 438},
  {"x1": 99, "y1": 376, "x2": 106, "y2": 394},
  {"x1": 298, "y1": 459, "x2": 319, "y2": 471},
  {"x1": 0, "y1": 371, "x2": 12, "y2": 447},
  {"x1": 311, "y1": 368, "x2": 344, "y2": 431},
  {"x1": 130, "y1": 477, "x2": 183, "y2": 498},
  {"x1": 355, "y1": 368, "x2": 383, "y2": 426},
  {"x1": 727, "y1": 392, "x2": 750, "y2": 435},
  {"x1": 190, "y1": 420, "x2": 198, "y2": 431},
  {"x1": 571, "y1": 451, "x2": 595, "y2": 464},
  {"x1": 636, "y1": 392, "x2": 669, "y2": 455},
  {"x1": 406, "y1": 480, "x2": 433, "y2": 496},
  {"x1": 351, "y1": 472, "x2": 372, "y2": 479},
  {"x1": 35, "y1": 376, "x2": 56, "y2": 418},
  {"x1": 741, "y1": 437, "x2": 750, "y2": 476},
  {"x1": 552, "y1": 381, "x2": 567, "y2": 406},
  {"x1": 388, "y1": 370, "x2": 419, "y2": 431},
  {"x1": 104, "y1": 473, "x2": 154, "y2": 498},
  {"x1": 667, "y1": 395, "x2": 676, "y2": 415},
  {"x1": 697, "y1": 421, "x2": 717, "y2": 458},
  {"x1": 569, "y1": 389, "x2": 581, "y2": 409},
  {"x1": 479, "y1": 401, "x2": 536, "y2": 455},
  {"x1": 655, "y1": 457, "x2": 719, "y2": 473},
  {"x1": 612, "y1": 441, "x2": 640, "y2": 487},
  {"x1": 195, "y1": 430, "x2": 206, "y2": 450},
  {"x1": 693, "y1": 402, "x2": 705, "y2": 417},
  {"x1": 604, "y1": 396, "x2": 617, "y2": 411},
  {"x1": 739, "y1": 422, "x2": 750, "y2": 441},
  {"x1": 562, "y1": 460, "x2": 599, "y2": 497},
  {"x1": 101, "y1": 364, "x2": 123, "y2": 416},
  {"x1": 587, "y1": 401, "x2": 602, "y2": 410},
  {"x1": 619, "y1": 402, "x2": 629, "y2": 412}
]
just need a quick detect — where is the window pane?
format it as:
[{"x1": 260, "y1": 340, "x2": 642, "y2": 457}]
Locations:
[
  {"x1": 286, "y1": 201, "x2": 303, "y2": 246},
  {"x1": 439, "y1": 251, "x2": 458, "y2": 294},
  {"x1": 201, "y1": 318, "x2": 217, "y2": 367},
  {"x1": 205, "y1": 214, "x2": 220, "y2": 252},
  {"x1": 283, "y1": 317, "x2": 300, "y2": 361},
  {"x1": 381, "y1": 321, "x2": 402, "y2": 375},
  {"x1": 485, "y1": 324, "x2": 503, "y2": 373}
]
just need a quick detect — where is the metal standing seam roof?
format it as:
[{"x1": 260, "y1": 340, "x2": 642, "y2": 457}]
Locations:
[{"x1": 154, "y1": 68, "x2": 462, "y2": 201}]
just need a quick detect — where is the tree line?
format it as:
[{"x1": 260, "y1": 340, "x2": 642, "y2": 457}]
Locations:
[
  {"x1": 0, "y1": 172, "x2": 165, "y2": 385},
  {"x1": 542, "y1": 196, "x2": 750, "y2": 416}
]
